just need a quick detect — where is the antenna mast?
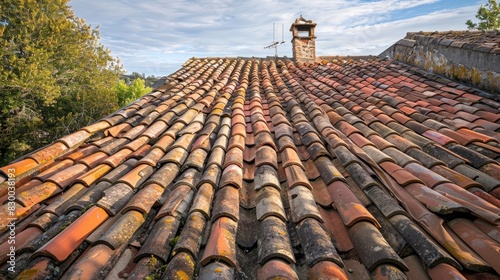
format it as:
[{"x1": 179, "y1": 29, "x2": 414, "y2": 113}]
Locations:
[{"x1": 264, "y1": 23, "x2": 285, "y2": 57}]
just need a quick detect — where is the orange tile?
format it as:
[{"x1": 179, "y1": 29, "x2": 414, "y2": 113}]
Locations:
[
  {"x1": 77, "y1": 151, "x2": 108, "y2": 168},
  {"x1": 105, "y1": 122, "x2": 132, "y2": 137},
  {"x1": 75, "y1": 164, "x2": 113, "y2": 187},
  {"x1": 0, "y1": 158, "x2": 38, "y2": 178},
  {"x1": 34, "y1": 206, "x2": 109, "y2": 262}
]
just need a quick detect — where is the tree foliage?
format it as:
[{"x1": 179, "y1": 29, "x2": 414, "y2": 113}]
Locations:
[
  {"x1": 0, "y1": 0, "x2": 122, "y2": 164},
  {"x1": 115, "y1": 78, "x2": 152, "y2": 107},
  {"x1": 466, "y1": 0, "x2": 500, "y2": 30}
]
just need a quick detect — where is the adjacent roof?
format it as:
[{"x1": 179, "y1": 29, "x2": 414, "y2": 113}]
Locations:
[
  {"x1": 406, "y1": 30, "x2": 500, "y2": 49},
  {"x1": 1, "y1": 56, "x2": 500, "y2": 279}
]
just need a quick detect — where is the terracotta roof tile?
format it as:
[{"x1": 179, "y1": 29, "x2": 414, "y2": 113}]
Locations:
[
  {"x1": 33, "y1": 206, "x2": 108, "y2": 262},
  {"x1": 2, "y1": 57, "x2": 500, "y2": 279}
]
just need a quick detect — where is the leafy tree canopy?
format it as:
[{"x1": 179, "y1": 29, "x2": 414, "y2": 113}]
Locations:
[
  {"x1": 466, "y1": 0, "x2": 500, "y2": 30},
  {"x1": 0, "y1": 0, "x2": 122, "y2": 164},
  {"x1": 115, "y1": 78, "x2": 152, "y2": 107}
]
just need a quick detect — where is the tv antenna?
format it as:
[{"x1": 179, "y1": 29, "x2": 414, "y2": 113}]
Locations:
[{"x1": 264, "y1": 23, "x2": 285, "y2": 57}]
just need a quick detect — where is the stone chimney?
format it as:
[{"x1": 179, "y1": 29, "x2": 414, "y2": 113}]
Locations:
[{"x1": 290, "y1": 16, "x2": 317, "y2": 62}]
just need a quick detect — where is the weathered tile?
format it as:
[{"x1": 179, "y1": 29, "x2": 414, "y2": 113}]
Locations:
[
  {"x1": 135, "y1": 215, "x2": 180, "y2": 262},
  {"x1": 288, "y1": 185, "x2": 323, "y2": 223},
  {"x1": 207, "y1": 146, "x2": 225, "y2": 168},
  {"x1": 160, "y1": 147, "x2": 189, "y2": 166},
  {"x1": 224, "y1": 147, "x2": 244, "y2": 168},
  {"x1": 258, "y1": 216, "x2": 295, "y2": 264},
  {"x1": 281, "y1": 147, "x2": 305, "y2": 170},
  {"x1": 97, "y1": 183, "x2": 134, "y2": 216},
  {"x1": 328, "y1": 181, "x2": 380, "y2": 227},
  {"x1": 189, "y1": 182, "x2": 215, "y2": 218},
  {"x1": 16, "y1": 182, "x2": 61, "y2": 208},
  {"x1": 163, "y1": 252, "x2": 196, "y2": 279},
  {"x1": 314, "y1": 156, "x2": 344, "y2": 184},
  {"x1": 348, "y1": 221, "x2": 408, "y2": 272},
  {"x1": 405, "y1": 183, "x2": 466, "y2": 214},
  {"x1": 172, "y1": 168, "x2": 202, "y2": 189},
  {"x1": 255, "y1": 131, "x2": 278, "y2": 150},
  {"x1": 97, "y1": 210, "x2": 144, "y2": 249},
  {"x1": 122, "y1": 183, "x2": 164, "y2": 214},
  {"x1": 45, "y1": 163, "x2": 88, "y2": 189},
  {"x1": 145, "y1": 162, "x2": 180, "y2": 188},
  {"x1": 199, "y1": 261, "x2": 235, "y2": 280},
  {"x1": 156, "y1": 184, "x2": 195, "y2": 219},
  {"x1": 255, "y1": 145, "x2": 278, "y2": 169},
  {"x1": 236, "y1": 207, "x2": 257, "y2": 248},
  {"x1": 296, "y1": 218, "x2": 343, "y2": 267},
  {"x1": 256, "y1": 186, "x2": 287, "y2": 221},
  {"x1": 40, "y1": 183, "x2": 87, "y2": 216},
  {"x1": 212, "y1": 185, "x2": 240, "y2": 222},
  {"x1": 254, "y1": 164, "x2": 280, "y2": 191},
  {"x1": 173, "y1": 211, "x2": 207, "y2": 257},
  {"x1": 389, "y1": 214, "x2": 461, "y2": 269},
  {"x1": 117, "y1": 164, "x2": 155, "y2": 189}
]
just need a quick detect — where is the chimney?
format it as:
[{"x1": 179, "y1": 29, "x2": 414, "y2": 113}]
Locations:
[{"x1": 290, "y1": 16, "x2": 317, "y2": 62}]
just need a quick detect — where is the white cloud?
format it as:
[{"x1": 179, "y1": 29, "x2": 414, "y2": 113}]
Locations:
[{"x1": 69, "y1": 0, "x2": 480, "y2": 76}]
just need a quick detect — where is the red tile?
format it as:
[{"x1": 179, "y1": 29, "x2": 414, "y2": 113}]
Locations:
[
  {"x1": 380, "y1": 161, "x2": 423, "y2": 187},
  {"x1": 448, "y1": 218, "x2": 500, "y2": 274},
  {"x1": 62, "y1": 244, "x2": 115, "y2": 279},
  {"x1": 368, "y1": 135, "x2": 395, "y2": 150},
  {"x1": 34, "y1": 206, "x2": 108, "y2": 262},
  {"x1": 327, "y1": 181, "x2": 380, "y2": 228},
  {"x1": 422, "y1": 130, "x2": 458, "y2": 146},
  {"x1": 257, "y1": 259, "x2": 299, "y2": 280},
  {"x1": 200, "y1": 216, "x2": 237, "y2": 267},
  {"x1": 317, "y1": 206, "x2": 354, "y2": 253},
  {"x1": 456, "y1": 128, "x2": 496, "y2": 143},
  {"x1": 46, "y1": 163, "x2": 88, "y2": 189},
  {"x1": 0, "y1": 226, "x2": 43, "y2": 263}
]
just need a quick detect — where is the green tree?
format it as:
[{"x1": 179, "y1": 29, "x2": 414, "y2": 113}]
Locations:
[
  {"x1": 115, "y1": 78, "x2": 152, "y2": 107},
  {"x1": 466, "y1": 0, "x2": 500, "y2": 30},
  {"x1": 0, "y1": 0, "x2": 121, "y2": 164}
]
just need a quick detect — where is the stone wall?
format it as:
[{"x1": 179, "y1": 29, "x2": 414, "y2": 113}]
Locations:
[
  {"x1": 380, "y1": 33, "x2": 500, "y2": 97},
  {"x1": 292, "y1": 38, "x2": 316, "y2": 62}
]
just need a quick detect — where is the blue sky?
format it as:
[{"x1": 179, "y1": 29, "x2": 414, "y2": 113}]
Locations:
[{"x1": 69, "y1": 0, "x2": 482, "y2": 76}]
